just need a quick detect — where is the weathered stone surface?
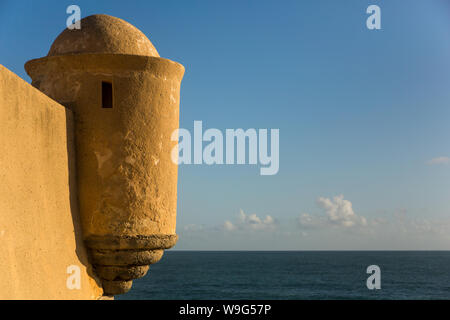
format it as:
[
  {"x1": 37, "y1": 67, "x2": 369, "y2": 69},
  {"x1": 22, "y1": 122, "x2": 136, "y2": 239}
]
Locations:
[
  {"x1": 85, "y1": 234, "x2": 178, "y2": 250},
  {"x1": 0, "y1": 65, "x2": 103, "y2": 299},
  {"x1": 95, "y1": 265, "x2": 150, "y2": 281},
  {"x1": 48, "y1": 14, "x2": 159, "y2": 57},
  {"x1": 102, "y1": 280, "x2": 133, "y2": 295},
  {"x1": 90, "y1": 249, "x2": 164, "y2": 266}
]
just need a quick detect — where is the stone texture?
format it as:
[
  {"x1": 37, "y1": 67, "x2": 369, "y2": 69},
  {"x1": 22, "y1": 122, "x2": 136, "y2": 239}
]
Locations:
[
  {"x1": 85, "y1": 234, "x2": 178, "y2": 250},
  {"x1": 0, "y1": 64, "x2": 103, "y2": 299},
  {"x1": 48, "y1": 14, "x2": 159, "y2": 57},
  {"x1": 89, "y1": 249, "x2": 164, "y2": 266},
  {"x1": 102, "y1": 280, "x2": 133, "y2": 295},
  {"x1": 95, "y1": 265, "x2": 150, "y2": 281}
]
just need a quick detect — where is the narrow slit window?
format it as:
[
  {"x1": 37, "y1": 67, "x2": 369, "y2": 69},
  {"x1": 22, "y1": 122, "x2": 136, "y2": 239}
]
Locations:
[{"x1": 102, "y1": 81, "x2": 113, "y2": 108}]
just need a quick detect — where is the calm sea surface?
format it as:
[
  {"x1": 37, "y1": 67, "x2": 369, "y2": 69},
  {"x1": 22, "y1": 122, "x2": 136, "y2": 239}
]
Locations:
[{"x1": 117, "y1": 251, "x2": 450, "y2": 300}]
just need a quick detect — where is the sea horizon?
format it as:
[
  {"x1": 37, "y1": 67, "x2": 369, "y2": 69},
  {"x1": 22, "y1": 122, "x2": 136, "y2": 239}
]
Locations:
[{"x1": 119, "y1": 251, "x2": 450, "y2": 300}]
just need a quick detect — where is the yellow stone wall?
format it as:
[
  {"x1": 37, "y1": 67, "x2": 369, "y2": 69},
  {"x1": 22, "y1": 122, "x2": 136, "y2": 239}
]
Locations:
[{"x1": 0, "y1": 65, "x2": 103, "y2": 299}]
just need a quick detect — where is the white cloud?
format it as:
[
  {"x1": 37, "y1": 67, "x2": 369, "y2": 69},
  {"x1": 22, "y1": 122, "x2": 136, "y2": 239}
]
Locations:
[
  {"x1": 223, "y1": 209, "x2": 276, "y2": 232},
  {"x1": 427, "y1": 157, "x2": 450, "y2": 165},
  {"x1": 223, "y1": 220, "x2": 236, "y2": 231},
  {"x1": 390, "y1": 209, "x2": 450, "y2": 236},
  {"x1": 317, "y1": 195, "x2": 367, "y2": 227},
  {"x1": 298, "y1": 213, "x2": 326, "y2": 229},
  {"x1": 299, "y1": 195, "x2": 367, "y2": 229},
  {"x1": 297, "y1": 197, "x2": 450, "y2": 248}
]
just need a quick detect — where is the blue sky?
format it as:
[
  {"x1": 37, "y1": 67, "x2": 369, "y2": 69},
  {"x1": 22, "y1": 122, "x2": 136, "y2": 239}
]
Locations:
[{"x1": 1, "y1": 0, "x2": 450, "y2": 249}]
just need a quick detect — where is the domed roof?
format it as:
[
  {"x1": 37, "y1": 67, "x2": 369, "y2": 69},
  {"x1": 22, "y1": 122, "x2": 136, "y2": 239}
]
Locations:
[{"x1": 48, "y1": 14, "x2": 159, "y2": 57}]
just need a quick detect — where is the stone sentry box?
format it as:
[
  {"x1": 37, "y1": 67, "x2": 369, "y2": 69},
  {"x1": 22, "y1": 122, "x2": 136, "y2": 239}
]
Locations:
[{"x1": 25, "y1": 15, "x2": 184, "y2": 295}]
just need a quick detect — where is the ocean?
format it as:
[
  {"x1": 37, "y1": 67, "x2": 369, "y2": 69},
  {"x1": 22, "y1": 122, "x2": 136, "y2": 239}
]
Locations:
[{"x1": 117, "y1": 251, "x2": 450, "y2": 300}]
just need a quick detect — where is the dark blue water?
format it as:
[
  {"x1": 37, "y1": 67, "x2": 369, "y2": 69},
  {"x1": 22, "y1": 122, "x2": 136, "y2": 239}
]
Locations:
[{"x1": 118, "y1": 251, "x2": 450, "y2": 300}]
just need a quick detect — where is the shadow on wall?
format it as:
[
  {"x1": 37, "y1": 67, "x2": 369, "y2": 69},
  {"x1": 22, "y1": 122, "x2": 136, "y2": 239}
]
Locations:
[{"x1": 65, "y1": 107, "x2": 103, "y2": 292}]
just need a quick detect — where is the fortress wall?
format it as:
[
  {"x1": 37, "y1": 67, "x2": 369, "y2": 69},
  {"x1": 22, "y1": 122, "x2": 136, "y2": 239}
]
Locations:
[{"x1": 0, "y1": 65, "x2": 103, "y2": 299}]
